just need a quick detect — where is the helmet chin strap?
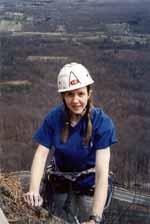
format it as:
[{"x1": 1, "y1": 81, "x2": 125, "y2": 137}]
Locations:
[{"x1": 69, "y1": 107, "x2": 86, "y2": 121}]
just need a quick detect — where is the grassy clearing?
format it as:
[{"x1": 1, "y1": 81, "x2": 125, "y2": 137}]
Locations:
[
  {"x1": 12, "y1": 32, "x2": 68, "y2": 37},
  {"x1": 11, "y1": 30, "x2": 150, "y2": 41},
  {"x1": 0, "y1": 80, "x2": 32, "y2": 94},
  {"x1": 112, "y1": 35, "x2": 150, "y2": 45},
  {"x1": 26, "y1": 56, "x2": 68, "y2": 62},
  {"x1": 105, "y1": 23, "x2": 130, "y2": 34},
  {"x1": 0, "y1": 20, "x2": 22, "y2": 32}
]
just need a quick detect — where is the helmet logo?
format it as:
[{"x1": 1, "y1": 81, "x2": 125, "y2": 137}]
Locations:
[{"x1": 69, "y1": 71, "x2": 81, "y2": 86}]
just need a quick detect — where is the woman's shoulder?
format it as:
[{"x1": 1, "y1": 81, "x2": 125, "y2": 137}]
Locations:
[
  {"x1": 91, "y1": 106, "x2": 115, "y2": 130},
  {"x1": 91, "y1": 106, "x2": 107, "y2": 120},
  {"x1": 46, "y1": 104, "x2": 64, "y2": 121}
]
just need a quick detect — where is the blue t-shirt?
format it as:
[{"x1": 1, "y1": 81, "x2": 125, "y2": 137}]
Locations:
[{"x1": 33, "y1": 104, "x2": 117, "y2": 187}]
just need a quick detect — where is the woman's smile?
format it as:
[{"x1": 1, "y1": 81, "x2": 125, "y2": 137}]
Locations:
[{"x1": 71, "y1": 105, "x2": 84, "y2": 113}]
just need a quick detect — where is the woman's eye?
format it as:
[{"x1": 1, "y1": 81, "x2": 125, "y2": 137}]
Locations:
[
  {"x1": 66, "y1": 93, "x2": 73, "y2": 97},
  {"x1": 78, "y1": 92, "x2": 85, "y2": 97}
]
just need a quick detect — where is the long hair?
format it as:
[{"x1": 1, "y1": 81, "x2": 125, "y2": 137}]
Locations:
[{"x1": 61, "y1": 85, "x2": 93, "y2": 145}]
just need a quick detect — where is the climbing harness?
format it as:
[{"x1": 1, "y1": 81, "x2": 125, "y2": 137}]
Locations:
[{"x1": 41, "y1": 162, "x2": 113, "y2": 224}]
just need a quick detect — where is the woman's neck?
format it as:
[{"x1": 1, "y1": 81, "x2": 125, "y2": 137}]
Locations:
[
  {"x1": 69, "y1": 110, "x2": 86, "y2": 126},
  {"x1": 70, "y1": 113, "x2": 81, "y2": 124}
]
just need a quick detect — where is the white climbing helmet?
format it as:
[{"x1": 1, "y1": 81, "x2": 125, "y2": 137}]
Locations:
[{"x1": 57, "y1": 62, "x2": 94, "y2": 92}]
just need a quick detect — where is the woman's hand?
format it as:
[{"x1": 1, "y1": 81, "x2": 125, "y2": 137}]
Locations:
[
  {"x1": 24, "y1": 145, "x2": 49, "y2": 207},
  {"x1": 24, "y1": 192, "x2": 43, "y2": 207}
]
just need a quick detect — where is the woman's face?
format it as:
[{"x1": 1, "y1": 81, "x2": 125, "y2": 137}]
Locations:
[{"x1": 63, "y1": 87, "x2": 90, "y2": 115}]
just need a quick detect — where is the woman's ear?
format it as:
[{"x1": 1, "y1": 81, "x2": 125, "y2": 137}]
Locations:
[{"x1": 61, "y1": 93, "x2": 64, "y2": 100}]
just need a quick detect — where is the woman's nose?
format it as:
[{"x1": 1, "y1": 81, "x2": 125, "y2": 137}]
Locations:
[{"x1": 72, "y1": 95, "x2": 79, "y2": 103}]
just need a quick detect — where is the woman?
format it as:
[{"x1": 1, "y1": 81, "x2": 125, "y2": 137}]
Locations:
[{"x1": 25, "y1": 62, "x2": 117, "y2": 224}]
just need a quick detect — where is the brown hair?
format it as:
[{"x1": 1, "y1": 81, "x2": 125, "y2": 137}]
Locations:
[{"x1": 61, "y1": 86, "x2": 93, "y2": 145}]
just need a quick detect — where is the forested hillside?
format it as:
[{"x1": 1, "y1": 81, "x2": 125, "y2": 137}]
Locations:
[{"x1": 0, "y1": 0, "x2": 150, "y2": 192}]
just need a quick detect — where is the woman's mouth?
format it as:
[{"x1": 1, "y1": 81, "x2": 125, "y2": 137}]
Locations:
[{"x1": 72, "y1": 105, "x2": 82, "y2": 110}]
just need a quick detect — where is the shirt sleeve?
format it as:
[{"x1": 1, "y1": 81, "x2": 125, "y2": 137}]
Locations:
[
  {"x1": 93, "y1": 114, "x2": 117, "y2": 150},
  {"x1": 32, "y1": 112, "x2": 54, "y2": 149}
]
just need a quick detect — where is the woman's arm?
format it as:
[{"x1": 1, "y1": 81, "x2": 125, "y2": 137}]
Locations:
[
  {"x1": 82, "y1": 147, "x2": 110, "y2": 224},
  {"x1": 92, "y1": 147, "x2": 110, "y2": 216},
  {"x1": 24, "y1": 144, "x2": 50, "y2": 206}
]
